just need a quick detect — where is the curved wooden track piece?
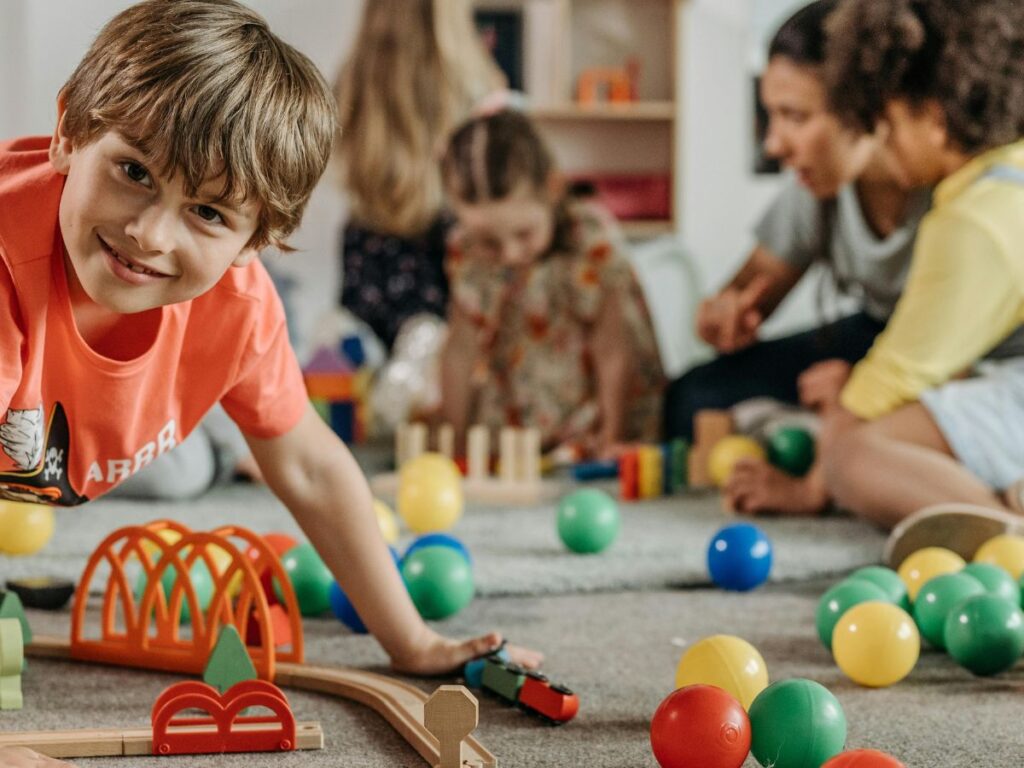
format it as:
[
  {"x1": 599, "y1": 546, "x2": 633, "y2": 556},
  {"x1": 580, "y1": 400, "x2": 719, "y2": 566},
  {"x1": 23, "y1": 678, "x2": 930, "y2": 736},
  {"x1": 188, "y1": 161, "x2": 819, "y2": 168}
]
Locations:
[{"x1": 24, "y1": 636, "x2": 497, "y2": 767}]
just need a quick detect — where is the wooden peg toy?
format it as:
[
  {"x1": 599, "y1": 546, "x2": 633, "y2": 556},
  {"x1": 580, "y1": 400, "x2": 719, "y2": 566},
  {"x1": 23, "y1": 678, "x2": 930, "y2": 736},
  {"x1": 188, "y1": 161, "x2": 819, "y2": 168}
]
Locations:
[{"x1": 424, "y1": 685, "x2": 479, "y2": 768}]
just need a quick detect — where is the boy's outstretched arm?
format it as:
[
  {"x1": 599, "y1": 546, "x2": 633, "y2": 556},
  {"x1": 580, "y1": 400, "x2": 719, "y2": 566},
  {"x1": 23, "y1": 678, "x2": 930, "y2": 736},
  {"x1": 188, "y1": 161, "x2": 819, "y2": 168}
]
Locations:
[{"x1": 245, "y1": 406, "x2": 542, "y2": 674}]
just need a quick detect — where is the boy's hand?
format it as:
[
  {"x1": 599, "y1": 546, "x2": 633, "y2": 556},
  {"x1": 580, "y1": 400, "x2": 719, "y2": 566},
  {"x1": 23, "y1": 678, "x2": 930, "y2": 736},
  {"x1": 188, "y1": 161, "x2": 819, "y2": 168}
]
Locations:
[
  {"x1": 0, "y1": 747, "x2": 77, "y2": 767},
  {"x1": 798, "y1": 359, "x2": 852, "y2": 412},
  {"x1": 389, "y1": 629, "x2": 543, "y2": 676},
  {"x1": 696, "y1": 276, "x2": 772, "y2": 354}
]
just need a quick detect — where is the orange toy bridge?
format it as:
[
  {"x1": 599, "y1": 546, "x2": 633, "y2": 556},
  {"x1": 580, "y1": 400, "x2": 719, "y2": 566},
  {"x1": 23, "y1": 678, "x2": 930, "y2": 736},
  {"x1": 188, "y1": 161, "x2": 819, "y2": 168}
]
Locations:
[{"x1": 70, "y1": 521, "x2": 303, "y2": 680}]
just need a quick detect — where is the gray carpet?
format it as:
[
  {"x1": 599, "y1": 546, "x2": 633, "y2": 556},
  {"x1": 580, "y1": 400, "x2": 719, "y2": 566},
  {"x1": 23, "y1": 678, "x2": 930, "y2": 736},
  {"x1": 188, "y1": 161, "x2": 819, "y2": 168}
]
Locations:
[
  {"x1": 0, "y1": 483, "x2": 886, "y2": 596},
  {"x1": 6, "y1": 582, "x2": 1024, "y2": 768}
]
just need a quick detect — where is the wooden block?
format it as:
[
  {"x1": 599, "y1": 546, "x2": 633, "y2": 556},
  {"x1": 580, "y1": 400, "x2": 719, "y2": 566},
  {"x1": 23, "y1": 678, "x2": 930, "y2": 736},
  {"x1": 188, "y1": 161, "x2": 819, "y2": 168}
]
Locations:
[
  {"x1": 499, "y1": 428, "x2": 518, "y2": 483},
  {"x1": 467, "y1": 425, "x2": 490, "y2": 480},
  {"x1": 424, "y1": 685, "x2": 479, "y2": 768},
  {"x1": 407, "y1": 423, "x2": 428, "y2": 462},
  {"x1": 638, "y1": 446, "x2": 663, "y2": 499},
  {"x1": 516, "y1": 427, "x2": 541, "y2": 483},
  {"x1": 668, "y1": 438, "x2": 689, "y2": 492},
  {"x1": 203, "y1": 625, "x2": 257, "y2": 694},
  {"x1": 688, "y1": 447, "x2": 712, "y2": 489},
  {"x1": 303, "y1": 372, "x2": 353, "y2": 400},
  {"x1": 438, "y1": 424, "x2": 455, "y2": 459},
  {"x1": 694, "y1": 409, "x2": 733, "y2": 448},
  {"x1": 619, "y1": 451, "x2": 639, "y2": 500},
  {"x1": 0, "y1": 618, "x2": 22, "y2": 710}
]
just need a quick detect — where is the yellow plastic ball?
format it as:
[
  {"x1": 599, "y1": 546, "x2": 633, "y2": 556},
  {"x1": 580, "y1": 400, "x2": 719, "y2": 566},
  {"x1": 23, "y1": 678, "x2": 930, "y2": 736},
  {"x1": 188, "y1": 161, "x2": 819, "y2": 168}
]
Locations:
[
  {"x1": 374, "y1": 499, "x2": 400, "y2": 544},
  {"x1": 674, "y1": 634, "x2": 769, "y2": 710},
  {"x1": 897, "y1": 546, "x2": 965, "y2": 602},
  {"x1": 397, "y1": 453, "x2": 464, "y2": 534},
  {"x1": 0, "y1": 501, "x2": 56, "y2": 555},
  {"x1": 708, "y1": 436, "x2": 767, "y2": 488},
  {"x1": 832, "y1": 601, "x2": 919, "y2": 687},
  {"x1": 140, "y1": 528, "x2": 183, "y2": 560},
  {"x1": 973, "y1": 534, "x2": 1024, "y2": 580}
]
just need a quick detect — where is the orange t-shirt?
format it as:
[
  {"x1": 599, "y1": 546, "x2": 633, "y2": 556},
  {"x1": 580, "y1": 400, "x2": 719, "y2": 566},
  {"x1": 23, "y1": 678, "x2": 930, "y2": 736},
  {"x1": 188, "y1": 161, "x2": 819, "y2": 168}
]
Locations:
[{"x1": 0, "y1": 136, "x2": 307, "y2": 505}]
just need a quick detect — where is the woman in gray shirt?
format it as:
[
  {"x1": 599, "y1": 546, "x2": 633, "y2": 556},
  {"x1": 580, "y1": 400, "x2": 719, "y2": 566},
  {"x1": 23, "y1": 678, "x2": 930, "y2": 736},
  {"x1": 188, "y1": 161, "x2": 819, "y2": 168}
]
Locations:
[{"x1": 664, "y1": 0, "x2": 929, "y2": 514}]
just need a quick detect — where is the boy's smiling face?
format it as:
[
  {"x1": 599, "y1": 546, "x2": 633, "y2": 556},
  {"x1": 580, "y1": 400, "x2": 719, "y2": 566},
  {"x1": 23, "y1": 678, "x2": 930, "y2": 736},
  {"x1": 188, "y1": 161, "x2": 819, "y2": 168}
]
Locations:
[{"x1": 49, "y1": 116, "x2": 261, "y2": 316}]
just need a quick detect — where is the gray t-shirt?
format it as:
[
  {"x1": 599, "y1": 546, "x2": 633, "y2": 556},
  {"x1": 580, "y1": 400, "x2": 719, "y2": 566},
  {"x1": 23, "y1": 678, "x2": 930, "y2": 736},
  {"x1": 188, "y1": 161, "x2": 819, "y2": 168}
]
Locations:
[
  {"x1": 754, "y1": 173, "x2": 1024, "y2": 358},
  {"x1": 754, "y1": 174, "x2": 931, "y2": 322}
]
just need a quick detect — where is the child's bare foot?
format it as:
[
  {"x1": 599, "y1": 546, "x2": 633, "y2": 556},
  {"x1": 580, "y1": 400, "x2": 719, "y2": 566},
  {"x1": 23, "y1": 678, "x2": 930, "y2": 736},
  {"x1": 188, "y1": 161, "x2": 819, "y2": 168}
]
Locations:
[
  {"x1": 0, "y1": 747, "x2": 77, "y2": 766},
  {"x1": 724, "y1": 458, "x2": 828, "y2": 516},
  {"x1": 390, "y1": 630, "x2": 543, "y2": 676}
]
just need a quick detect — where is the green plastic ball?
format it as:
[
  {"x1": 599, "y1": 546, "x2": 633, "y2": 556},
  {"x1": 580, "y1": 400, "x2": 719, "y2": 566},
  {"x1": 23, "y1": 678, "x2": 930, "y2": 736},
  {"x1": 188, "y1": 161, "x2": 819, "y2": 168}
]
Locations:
[
  {"x1": 749, "y1": 678, "x2": 847, "y2": 768},
  {"x1": 944, "y1": 593, "x2": 1024, "y2": 676},
  {"x1": 816, "y1": 579, "x2": 889, "y2": 650},
  {"x1": 276, "y1": 542, "x2": 334, "y2": 616},
  {"x1": 767, "y1": 427, "x2": 816, "y2": 477},
  {"x1": 135, "y1": 558, "x2": 214, "y2": 625},
  {"x1": 556, "y1": 489, "x2": 620, "y2": 554},
  {"x1": 913, "y1": 573, "x2": 985, "y2": 649},
  {"x1": 846, "y1": 565, "x2": 911, "y2": 612},
  {"x1": 961, "y1": 562, "x2": 1021, "y2": 606},
  {"x1": 401, "y1": 545, "x2": 475, "y2": 620}
]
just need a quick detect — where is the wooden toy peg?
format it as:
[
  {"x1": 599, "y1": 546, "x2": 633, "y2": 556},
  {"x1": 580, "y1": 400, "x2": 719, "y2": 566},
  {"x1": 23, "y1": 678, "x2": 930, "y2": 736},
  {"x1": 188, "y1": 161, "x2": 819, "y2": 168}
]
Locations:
[
  {"x1": 407, "y1": 423, "x2": 428, "y2": 462},
  {"x1": 499, "y1": 427, "x2": 518, "y2": 483},
  {"x1": 424, "y1": 685, "x2": 479, "y2": 768},
  {"x1": 467, "y1": 425, "x2": 490, "y2": 480},
  {"x1": 517, "y1": 427, "x2": 541, "y2": 483}
]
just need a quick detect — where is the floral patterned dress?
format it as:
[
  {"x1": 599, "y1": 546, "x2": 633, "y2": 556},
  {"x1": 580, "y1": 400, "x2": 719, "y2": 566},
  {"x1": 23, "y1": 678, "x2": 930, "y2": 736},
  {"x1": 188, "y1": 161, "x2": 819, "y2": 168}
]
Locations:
[{"x1": 447, "y1": 199, "x2": 664, "y2": 450}]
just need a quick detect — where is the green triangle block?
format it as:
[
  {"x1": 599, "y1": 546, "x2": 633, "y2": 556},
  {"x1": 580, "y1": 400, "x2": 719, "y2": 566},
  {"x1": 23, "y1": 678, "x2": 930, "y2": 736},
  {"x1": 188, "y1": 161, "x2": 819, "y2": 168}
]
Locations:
[{"x1": 203, "y1": 625, "x2": 257, "y2": 694}]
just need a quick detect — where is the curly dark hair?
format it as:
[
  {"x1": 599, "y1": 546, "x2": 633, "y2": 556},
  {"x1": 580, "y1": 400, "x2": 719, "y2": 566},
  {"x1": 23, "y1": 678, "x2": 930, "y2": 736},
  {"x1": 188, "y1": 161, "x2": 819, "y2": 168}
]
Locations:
[{"x1": 825, "y1": 0, "x2": 1024, "y2": 153}]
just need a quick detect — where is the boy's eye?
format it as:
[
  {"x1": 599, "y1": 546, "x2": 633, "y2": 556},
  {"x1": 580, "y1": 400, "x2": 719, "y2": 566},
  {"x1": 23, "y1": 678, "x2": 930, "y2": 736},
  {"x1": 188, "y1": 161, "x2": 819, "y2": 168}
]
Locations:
[
  {"x1": 120, "y1": 161, "x2": 151, "y2": 186},
  {"x1": 195, "y1": 205, "x2": 224, "y2": 225}
]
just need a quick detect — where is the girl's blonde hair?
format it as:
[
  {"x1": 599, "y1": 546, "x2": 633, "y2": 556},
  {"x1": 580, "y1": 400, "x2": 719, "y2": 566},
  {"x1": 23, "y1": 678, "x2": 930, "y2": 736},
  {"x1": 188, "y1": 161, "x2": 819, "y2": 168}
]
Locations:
[{"x1": 335, "y1": 0, "x2": 505, "y2": 237}]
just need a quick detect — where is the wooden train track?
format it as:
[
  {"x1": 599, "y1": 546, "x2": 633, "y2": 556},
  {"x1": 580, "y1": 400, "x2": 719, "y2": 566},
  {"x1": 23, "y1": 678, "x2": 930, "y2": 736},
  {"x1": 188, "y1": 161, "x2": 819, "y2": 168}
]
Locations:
[{"x1": 16, "y1": 636, "x2": 497, "y2": 767}]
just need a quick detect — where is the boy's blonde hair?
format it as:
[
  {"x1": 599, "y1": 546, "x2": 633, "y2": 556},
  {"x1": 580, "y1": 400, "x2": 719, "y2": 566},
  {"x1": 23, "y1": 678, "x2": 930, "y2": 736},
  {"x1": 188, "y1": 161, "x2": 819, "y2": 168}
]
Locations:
[
  {"x1": 335, "y1": 0, "x2": 505, "y2": 237},
  {"x1": 60, "y1": 0, "x2": 336, "y2": 251}
]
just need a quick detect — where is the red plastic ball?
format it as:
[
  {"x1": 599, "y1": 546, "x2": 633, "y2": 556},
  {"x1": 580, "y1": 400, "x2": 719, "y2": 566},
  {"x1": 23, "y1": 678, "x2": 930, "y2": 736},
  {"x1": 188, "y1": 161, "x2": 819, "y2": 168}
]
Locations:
[
  {"x1": 650, "y1": 685, "x2": 751, "y2": 768},
  {"x1": 823, "y1": 749, "x2": 905, "y2": 767},
  {"x1": 261, "y1": 532, "x2": 298, "y2": 557}
]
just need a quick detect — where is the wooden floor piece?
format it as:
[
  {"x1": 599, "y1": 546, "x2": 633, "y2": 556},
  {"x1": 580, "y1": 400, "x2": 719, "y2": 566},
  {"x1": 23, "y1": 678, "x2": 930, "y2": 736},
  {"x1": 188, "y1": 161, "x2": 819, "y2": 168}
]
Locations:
[
  {"x1": 25, "y1": 636, "x2": 497, "y2": 768},
  {"x1": 0, "y1": 722, "x2": 324, "y2": 758}
]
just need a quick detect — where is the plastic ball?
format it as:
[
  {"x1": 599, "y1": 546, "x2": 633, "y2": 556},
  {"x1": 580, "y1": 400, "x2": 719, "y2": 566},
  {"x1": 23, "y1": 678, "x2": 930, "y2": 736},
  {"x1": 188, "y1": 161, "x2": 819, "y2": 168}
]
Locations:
[
  {"x1": 897, "y1": 547, "x2": 965, "y2": 602},
  {"x1": 374, "y1": 499, "x2": 400, "y2": 544},
  {"x1": 973, "y1": 534, "x2": 1024, "y2": 580},
  {"x1": 135, "y1": 557, "x2": 214, "y2": 625},
  {"x1": 276, "y1": 542, "x2": 334, "y2": 616},
  {"x1": 397, "y1": 453, "x2": 464, "y2": 534},
  {"x1": 816, "y1": 580, "x2": 889, "y2": 650},
  {"x1": 708, "y1": 436, "x2": 767, "y2": 487},
  {"x1": 0, "y1": 501, "x2": 55, "y2": 555},
  {"x1": 846, "y1": 565, "x2": 910, "y2": 612},
  {"x1": 674, "y1": 635, "x2": 768, "y2": 710},
  {"x1": 329, "y1": 547, "x2": 402, "y2": 633},
  {"x1": 832, "y1": 602, "x2": 919, "y2": 687},
  {"x1": 767, "y1": 427, "x2": 815, "y2": 477},
  {"x1": 404, "y1": 533, "x2": 472, "y2": 566},
  {"x1": 706, "y1": 523, "x2": 772, "y2": 592},
  {"x1": 822, "y1": 750, "x2": 906, "y2": 767},
  {"x1": 401, "y1": 544, "x2": 475, "y2": 620},
  {"x1": 944, "y1": 593, "x2": 1024, "y2": 676},
  {"x1": 749, "y1": 678, "x2": 846, "y2": 768},
  {"x1": 556, "y1": 489, "x2": 620, "y2": 554},
  {"x1": 913, "y1": 573, "x2": 985, "y2": 649},
  {"x1": 961, "y1": 562, "x2": 1020, "y2": 605},
  {"x1": 650, "y1": 685, "x2": 751, "y2": 768}
]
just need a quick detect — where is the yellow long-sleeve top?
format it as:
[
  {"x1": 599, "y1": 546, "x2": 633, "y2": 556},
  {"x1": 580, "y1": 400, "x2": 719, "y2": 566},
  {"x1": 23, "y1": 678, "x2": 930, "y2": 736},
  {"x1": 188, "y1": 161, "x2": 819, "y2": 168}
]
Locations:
[{"x1": 841, "y1": 140, "x2": 1024, "y2": 420}]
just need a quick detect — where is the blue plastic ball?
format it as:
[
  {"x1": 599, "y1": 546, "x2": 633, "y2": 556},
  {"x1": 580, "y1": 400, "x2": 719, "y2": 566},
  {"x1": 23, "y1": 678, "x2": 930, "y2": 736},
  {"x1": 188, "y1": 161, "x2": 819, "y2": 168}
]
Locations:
[
  {"x1": 329, "y1": 547, "x2": 401, "y2": 633},
  {"x1": 404, "y1": 533, "x2": 472, "y2": 566},
  {"x1": 707, "y1": 523, "x2": 773, "y2": 591}
]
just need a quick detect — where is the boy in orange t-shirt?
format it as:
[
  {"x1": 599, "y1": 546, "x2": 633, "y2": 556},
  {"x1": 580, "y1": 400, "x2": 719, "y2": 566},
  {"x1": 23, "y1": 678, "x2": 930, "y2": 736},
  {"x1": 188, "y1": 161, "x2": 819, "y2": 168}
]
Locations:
[{"x1": 0, "y1": 6, "x2": 539, "y2": 760}]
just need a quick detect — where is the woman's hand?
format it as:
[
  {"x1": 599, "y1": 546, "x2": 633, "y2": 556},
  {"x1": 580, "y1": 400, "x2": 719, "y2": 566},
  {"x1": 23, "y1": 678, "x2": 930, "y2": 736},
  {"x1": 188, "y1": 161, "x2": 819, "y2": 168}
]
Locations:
[{"x1": 696, "y1": 276, "x2": 772, "y2": 354}]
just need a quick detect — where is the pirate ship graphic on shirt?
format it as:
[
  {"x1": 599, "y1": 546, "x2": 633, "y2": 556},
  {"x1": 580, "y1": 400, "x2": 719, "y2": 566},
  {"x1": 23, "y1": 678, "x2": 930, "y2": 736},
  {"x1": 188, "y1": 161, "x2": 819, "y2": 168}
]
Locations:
[{"x1": 0, "y1": 402, "x2": 88, "y2": 505}]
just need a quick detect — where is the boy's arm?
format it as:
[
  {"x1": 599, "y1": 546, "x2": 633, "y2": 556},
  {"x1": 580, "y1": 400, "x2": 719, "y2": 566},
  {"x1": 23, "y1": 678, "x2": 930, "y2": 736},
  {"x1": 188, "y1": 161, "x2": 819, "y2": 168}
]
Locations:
[{"x1": 245, "y1": 404, "x2": 540, "y2": 674}]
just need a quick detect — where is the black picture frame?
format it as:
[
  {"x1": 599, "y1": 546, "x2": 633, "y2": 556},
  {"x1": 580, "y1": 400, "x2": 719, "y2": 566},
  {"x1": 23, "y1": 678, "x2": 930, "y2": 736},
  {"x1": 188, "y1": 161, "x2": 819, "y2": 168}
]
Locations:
[{"x1": 474, "y1": 9, "x2": 524, "y2": 92}]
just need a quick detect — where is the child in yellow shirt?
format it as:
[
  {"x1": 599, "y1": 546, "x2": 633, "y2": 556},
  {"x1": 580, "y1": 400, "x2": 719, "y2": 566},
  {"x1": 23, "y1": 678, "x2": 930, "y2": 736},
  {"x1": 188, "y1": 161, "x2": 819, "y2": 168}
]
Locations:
[{"x1": 817, "y1": 0, "x2": 1024, "y2": 564}]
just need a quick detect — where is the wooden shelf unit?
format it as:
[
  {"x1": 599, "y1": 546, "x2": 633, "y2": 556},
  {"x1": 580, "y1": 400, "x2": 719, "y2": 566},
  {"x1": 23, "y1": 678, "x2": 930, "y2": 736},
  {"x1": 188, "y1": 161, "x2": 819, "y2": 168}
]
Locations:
[{"x1": 475, "y1": 0, "x2": 684, "y2": 238}]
